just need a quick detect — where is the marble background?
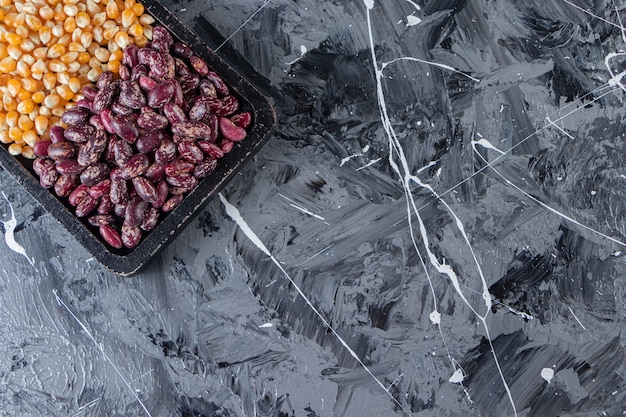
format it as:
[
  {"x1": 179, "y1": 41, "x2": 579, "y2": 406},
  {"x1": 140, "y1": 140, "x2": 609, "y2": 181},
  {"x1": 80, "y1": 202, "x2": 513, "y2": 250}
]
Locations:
[{"x1": 1, "y1": 0, "x2": 625, "y2": 416}]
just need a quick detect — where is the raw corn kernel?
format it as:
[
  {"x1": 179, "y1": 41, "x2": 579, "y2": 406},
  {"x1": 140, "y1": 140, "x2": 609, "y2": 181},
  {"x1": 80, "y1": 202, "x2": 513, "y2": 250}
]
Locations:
[{"x1": 0, "y1": 0, "x2": 156, "y2": 158}]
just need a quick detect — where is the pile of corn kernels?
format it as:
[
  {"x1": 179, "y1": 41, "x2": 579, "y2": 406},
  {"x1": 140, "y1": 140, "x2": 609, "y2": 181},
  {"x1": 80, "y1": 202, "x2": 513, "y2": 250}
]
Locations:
[{"x1": 0, "y1": 0, "x2": 155, "y2": 158}]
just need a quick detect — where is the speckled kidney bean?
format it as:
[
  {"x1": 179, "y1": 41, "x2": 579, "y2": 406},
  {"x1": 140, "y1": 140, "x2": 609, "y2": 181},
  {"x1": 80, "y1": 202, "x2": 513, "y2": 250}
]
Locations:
[
  {"x1": 140, "y1": 206, "x2": 160, "y2": 231},
  {"x1": 189, "y1": 96, "x2": 211, "y2": 121},
  {"x1": 136, "y1": 130, "x2": 165, "y2": 154},
  {"x1": 132, "y1": 176, "x2": 158, "y2": 203},
  {"x1": 93, "y1": 80, "x2": 118, "y2": 112},
  {"x1": 39, "y1": 164, "x2": 59, "y2": 188},
  {"x1": 123, "y1": 44, "x2": 139, "y2": 67},
  {"x1": 152, "y1": 180, "x2": 169, "y2": 209},
  {"x1": 64, "y1": 124, "x2": 95, "y2": 143},
  {"x1": 89, "y1": 114, "x2": 106, "y2": 131},
  {"x1": 97, "y1": 195, "x2": 114, "y2": 215},
  {"x1": 77, "y1": 130, "x2": 108, "y2": 166},
  {"x1": 118, "y1": 63, "x2": 131, "y2": 80},
  {"x1": 197, "y1": 141, "x2": 224, "y2": 158},
  {"x1": 154, "y1": 139, "x2": 177, "y2": 164},
  {"x1": 121, "y1": 222, "x2": 142, "y2": 248},
  {"x1": 165, "y1": 159, "x2": 195, "y2": 176},
  {"x1": 147, "y1": 81, "x2": 174, "y2": 108},
  {"x1": 166, "y1": 174, "x2": 197, "y2": 190},
  {"x1": 125, "y1": 197, "x2": 148, "y2": 227},
  {"x1": 131, "y1": 63, "x2": 149, "y2": 81},
  {"x1": 231, "y1": 112, "x2": 252, "y2": 129},
  {"x1": 80, "y1": 163, "x2": 110, "y2": 186},
  {"x1": 75, "y1": 194, "x2": 98, "y2": 217},
  {"x1": 178, "y1": 141, "x2": 204, "y2": 163},
  {"x1": 198, "y1": 79, "x2": 217, "y2": 97},
  {"x1": 81, "y1": 85, "x2": 98, "y2": 100},
  {"x1": 137, "y1": 111, "x2": 168, "y2": 130},
  {"x1": 99, "y1": 109, "x2": 116, "y2": 134},
  {"x1": 162, "y1": 194, "x2": 183, "y2": 212},
  {"x1": 221, "y1": 140, "x2": 235, "y2": 154},
  {"x1": 189, "y1": 55, "x2": 209, "y2": 76},
  {"x1": 88, "y1": 178, "x2": 111, "y2": 199},
  {"x1": 144, "y1": 162, "x2": 166, "y2": 183},
  {"x1": 48, "y1": 142, "x2": 77, "y2": 161},
  {"x1": 75, "y1": 98, "x2": 95, "y2": 113},
  {"x1": 120, "y1": 153, "x2": 149, "y2": 180},
  {"x1": 49, "y1": 126, "x2": 66, "y2": 143},
  {"x1": 54, "y1": 174, "x2": 79, "y2": 197},
  {"x1": 61, "y1": 107, "x2": 91, "y2": 125},
  {"x1": 172, "y1": 42, "x2": 192, "y2": 59},
  {"x1": 99, "y1": 223, "x2": 123, "y2": 249},
  {"x1": 193, "y1": 158, "x2": 218, "y2": 178},
  {"x1": 118, "y1": 82, "x2": 146, "y2": 109},
  {"x1": 171, "y1": 121, "x2": 211, "y2": 139},
  {"x1": 110, "y1": 177, "x2": 128, "y2": 204},
  {"x1": 97, "y1": 71, "x2": 114, "y2": 89},
  {"x1": 217, "y1": 95, "x2": 239, "y2": 116},
  {"x1": 206, "y1": 71, "x2": 230, "y2": 96},
  {"x1": 68, "y1": 184, "x2": 89, "y2": 206},
  {"x1": 114, "y1": 203, "x2": 126, "y2": 218},
  {"x1": 56, "y1": 159, "x2": 84, "y2": 175},
  {"x1": 110, "y1": 114, "x2": 139, "y2": 143},
  {"x1": 111, "y1": 101, "x2": 133, "y2": 116},
  {"x1": 33, "y1": 140, "x2": 51, "y2": 157},
  {"x1": 162, "y1": 103, "x2": 186, "y2": 124},
  {"x1": 112, "y1": 139, "x2": 132, "y2": 166}
]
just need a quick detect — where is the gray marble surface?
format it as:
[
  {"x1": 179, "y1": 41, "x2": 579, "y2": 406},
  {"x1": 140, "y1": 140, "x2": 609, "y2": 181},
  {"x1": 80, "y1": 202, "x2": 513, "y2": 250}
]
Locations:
[{"x1": 1, "y1": 0, "x2": 625, "y2": 416}]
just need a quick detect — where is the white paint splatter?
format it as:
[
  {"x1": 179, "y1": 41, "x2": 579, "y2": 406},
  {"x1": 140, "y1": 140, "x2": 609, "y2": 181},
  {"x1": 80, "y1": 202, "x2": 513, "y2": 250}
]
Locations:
[
  {"x1": 259, "y1": 323, "x2": 274, "y2": 328},
  {"x1": 285, "y1": 45, "x2": 309, "y2": 65},
  {"x1": 219, "y1": 192, "x2": 405, "y2": 410},
  {"x1": 541, "y1": 368, "x2": 555, "y2": 383},
  {"x1": 405, "y1": 14, "x2": 422, "y2": 27},
  {"x1": 1, "y1": 192, "x2": 35, "y2": 267},
  {"x1": 355, "y1": 157, "x2": 382, "y2": 171},
  {"x1": 429, "y1": 310, "x2": 441, "y2": 324},
  {"x1": 363, "y1": 0, "x2": 375, "y2": 10},
  {"x1": 471, "y1": 139, "x2": 506, "y2": 155},
  {"x1": 449, "y1": 368, "x2": 465, "y2": 384},
  {"x1": 278, "y1": 193, "x2": 327, "y2": 222}
]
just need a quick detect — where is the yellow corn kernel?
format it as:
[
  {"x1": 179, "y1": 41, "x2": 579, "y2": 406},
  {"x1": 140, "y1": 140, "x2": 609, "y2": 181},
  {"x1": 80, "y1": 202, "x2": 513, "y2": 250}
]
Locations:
[
  {"x1": 34, "y1": 115, "x2": 48, "y2": 134},
  {"x1": 32, "y1": 91, "x2": 45, "y2": 104},
  {"x1": 106, "y1": 59, "x2": 120, "y2": 73},
  {"x1": 63, "y1": 4, "x2": 79, "y2": 17},
  {"x1": 38, "y1": 105, "x2": 51, "y2": 117},
  {"x1": 71, "y1": 27, "x2": 82, "y2": 43},
  {"x1": 68, "y1": 41, "x2": 84, "y2": 52},
  {"x1": 18, "y1": 114, "x2": 35, "y2": 132},
  {"x1": 3, "y1": 95, "x2": 16, "y2": 111},
  {"x1": 133, "y1": 34, "x2": 148, "y2": 48},
  {"x1": 67, "y1": 61, "x2": 80, "y2": 73},
  {"x1": 47, "y1": 44, "x2": 66, "y2": 59},
  {"x1": 110, "y1": 49, "x2": 123, "y2": 62},
  {"x1": 43, "y1": 93, "x2": 61, "y2": 108},
  {"x1": 0, "y1": 131, "x2": 11, "y2": 144},
  {"x1": 0, "y1": 45, "x2": 8, "y2": 60},
  {"x1": 43, "y1": 72, "x2": 57, "y2": 90},
  {"x1": 60, "y1": 51, "x2": 78, "y2": 64},
  {"x1": 17, "y1": 89, "x2": 31, "y2": 101},
  {"x1": 21, "y1": 145, "x2": 35, "y2": 159},
  {"x1": 92, "y1": 11, "x2": 106, "y2": 26},
  {"x1": 103, "y1": 24, "x2": 118, "y2": 41},
  {"x1": 143, "y1": 25, "x2": 152, "y2": 40},
  {"x1": 74, "y1": 11, "x2": 90, "y2": 28},
  {"x1": 0, "y1": 56, "x2": 16, "y2": 72},
  {"x1": 51, "y1": 106, "x2": 65, "y2": 117},
  {"x1": 6, "y1": 110, "x2": 18, "y2": 127},
  {"x1": 128, "y1": 23, "x2": 143, "y2": 37},
  {"x1": 63, "y1": 17, "x2": 77, "y2": 33},
  {"x1": 48, "y1": 59, "x2": 67, "y2": 73},
  {"x1": 5, "y1": 32, "x2": 22, "y2": 46},
  {"x1": 57, "y1": 84, "x2": 74, "y2": 100},
  {"x1": 124, "y1": 0, "x2": 136, "y2": 8},
  {"x1": 8, "y1": 143, "x2": 22, "y2": 155},
  {"x1": 0, "y1": 74, "x2": 10, "y2": 87},
  {"x1": 17, "y1": 99, "x2": 34, "y2": 115},
  {"x1": 22, "y1": 2, "x2": 37, "y2": 14},
  {"x1": 92, "y1": 26, "x2": 103, "y2": 43},
  {"x1": 15, "y1": 61, "x2": 30, "y2": 78},
  {"x1": 107, "y1": 38, "x2": 120, "y2": 53},
  {"x1": 90, "y1": 48, "x2": 111, "y2": 61},
  {"x1": 7, "y1": 79, "x2": 21, "y2": 97},
  {"x1": 31, "y1": 59, "x2": 46, "y2": 75},
  {"x1": 25, "y1": 14, "x2": 43, "y2": 31},
  {"x1": 21, "y1": 78, "x2": 39, "y2": 93},
  {"x1": 20, "y1": 39, "x2": 35, "y2": 52},
  {"x1": 114, "y1": 30, "x2": 129, "y2": 48},
  {"x1": 106, "y1": 0, "x2": 119, "y2": 19},
  {"x1": 0, "y1": 112, "x2": 6, "y2": 130},
  {"x1": 33, "y1": 47, "x2": 47, "y2": 60},
  {"x1": 80, "y1": 32, "x2": 93, "y2": 49},
  {"x1": 57, "y1": 71, "x2": 70, "y2": 85},
  {"x1": 77, "y1": 51, "x2": 90, "y2": 64},
  {"x1": 16, "y1": 26, "x2": 29, "y2": 39},
  {"x1": 88, "y1": 56, "x2": 101, "y2": 69},
  {"x1": 121, "y1": 8, "x2": 134, "y2": 27},
  {"x1": 39, "y1": 6, "x2": 54, "y2": 20},
  {"x1": 8, "y1": 127, "x2": 23, "y2": 142},
  {"x1": 85, "y1": 0, "x2": 100, "y2": 16},
  {"x1": 19, "y1": 53, "x2": 35, "y2": 65},
  {"x1": 7, "y1": 45, "x2": 22, "y2": 60},
  {"x1": 53, "y1": 5, "x2": 66, "y2": 22},
  {"x1": 132, "y1": 3, "x2": 144, "y2": 17},
  {"x1": 87, "y1": 66, "x2": 102, "y2": 81},
  {"x1": 57, "y1": 34, "x2": 71, "y2": 46},
  {"x1": 51, "y1": 24, "x2": 64, "y2": 38},
  {"x1": 139, "y1": 14, "x2": 154, "y2": 25},
  {"x1": 0, "y1": 9, "x2": 4, "y2": 21}
]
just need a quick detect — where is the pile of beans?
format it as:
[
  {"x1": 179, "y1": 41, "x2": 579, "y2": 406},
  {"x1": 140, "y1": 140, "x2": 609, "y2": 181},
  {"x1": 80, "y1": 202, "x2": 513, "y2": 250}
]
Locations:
[
  {"x1": 0, "y1": 0, "x2": 156, "y2": 159},
  {"x1": 31, "y1": 24, "x2": 252, "y2": 249}
]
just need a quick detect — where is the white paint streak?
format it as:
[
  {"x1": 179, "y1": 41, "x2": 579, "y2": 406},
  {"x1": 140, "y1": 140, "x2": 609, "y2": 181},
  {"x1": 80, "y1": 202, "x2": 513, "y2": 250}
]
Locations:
[
  {"x1": 471, "y1": 139, "x2": 506, "y2": 155},
  {"x1": 381, "y1": 57, "x2": 480, "y2": 82},
  {"x1": 1, "y1": 192, "x2": 35, "y2": 267},
  {"x1": 285, "y1": 45, "x2": 308, "y2": 65},
  {"x1": 53, "y1": 290, "x2": 153, "y2": 417},
  {"x1": 259, "y1": 323, "x2": 274, "y2": 328},
  {"x1": 278, "y1": 193, "x2": 327, "y2": 222},
  {"x1": 405, "y1": 14, "x2": 422, "y2": 27},
  {"x1": 355, "y1": 157, "x2": 382, "y2": 171},
  {"x1": 215, "y1": 0, "x2": 272, "y2": 52},
  {"x1": 340, "y1": 153, "x2": 361, "y2": 166},
  {"x1": 449, "y1": 369, "x2": 465, "y2": 384},
  {"x1": 219, "y1": 192, "x2": 405, "y2": 409},
  {"x1": 546, "y1": 116, "x2": 575, "y2": 139},
  {"x1": 568, "y1": 306, "x2": 587, "y2": 330}
]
